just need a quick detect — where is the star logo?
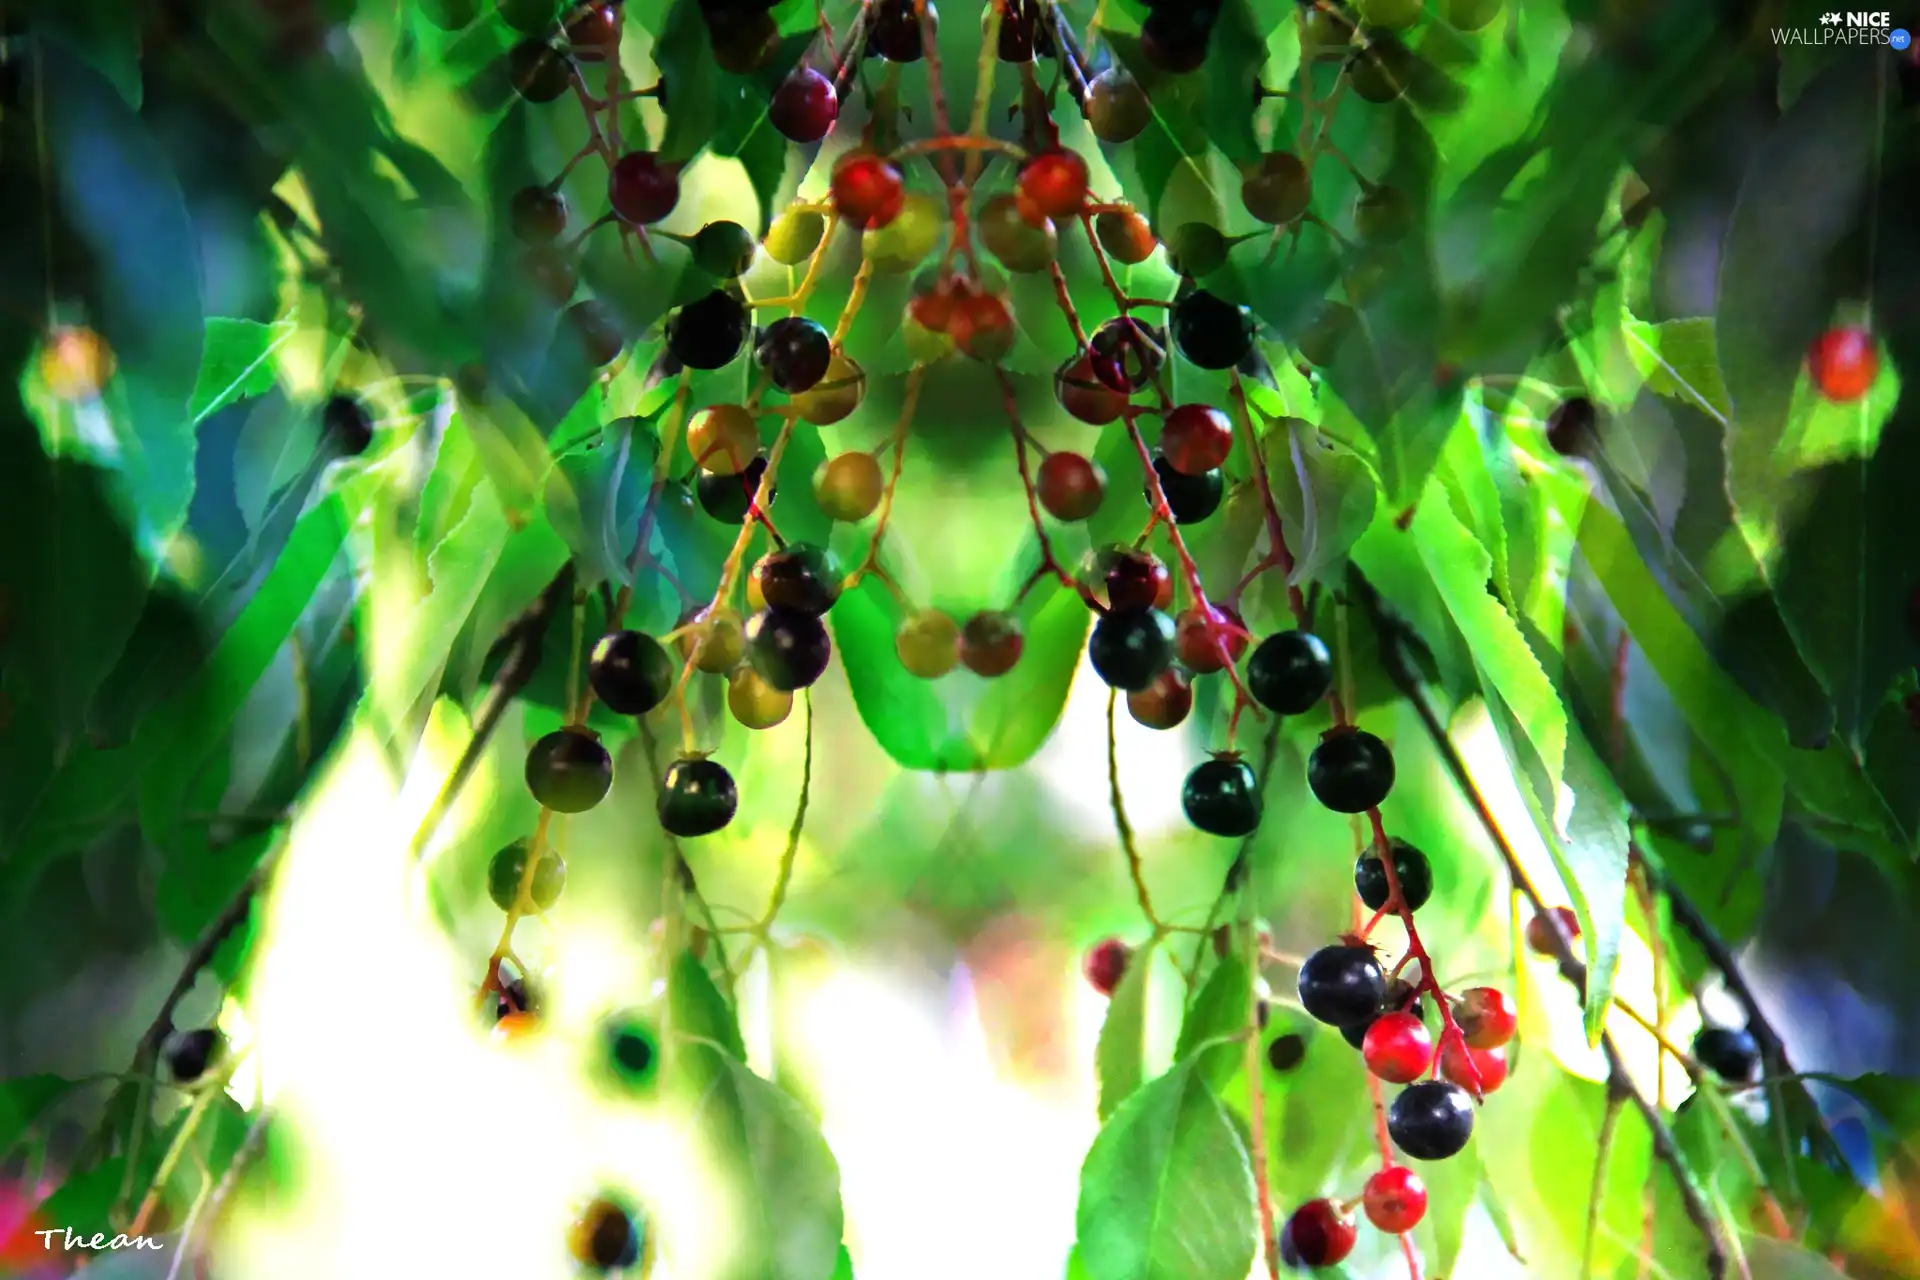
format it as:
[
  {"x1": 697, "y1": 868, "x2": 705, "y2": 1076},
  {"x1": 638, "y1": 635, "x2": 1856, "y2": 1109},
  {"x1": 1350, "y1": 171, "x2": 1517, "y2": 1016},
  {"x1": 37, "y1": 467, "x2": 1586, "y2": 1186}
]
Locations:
[{"x1": 1821, "y1": 11, "x2": 1841, "y2": 22}]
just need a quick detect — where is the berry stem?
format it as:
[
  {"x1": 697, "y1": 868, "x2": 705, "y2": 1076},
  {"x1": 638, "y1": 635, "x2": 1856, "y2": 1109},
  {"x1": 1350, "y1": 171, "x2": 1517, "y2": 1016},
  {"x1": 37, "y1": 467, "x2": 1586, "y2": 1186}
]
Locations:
[
  {"x1": 841, "y1": 363, "x2": 924, "y2": 592},
  {"x1": 890, "y1": 133, "x2": 1027, "y2": 163},
  {"x1": 751, "y1": 692, "x2": 813, "y2": 935},
  {"x1": 1243, "y1": 905, "x2": 1281, "y2": 1280},
  {"x1": 1107, "y1": 689, "x2": 1165, "y2": 931},
  {"x1": 999, "y1": 368, "x2": 1082, "y2": 597},
  {"x1": 488, "y1": 806, "x2": 556, "y2": 970}
]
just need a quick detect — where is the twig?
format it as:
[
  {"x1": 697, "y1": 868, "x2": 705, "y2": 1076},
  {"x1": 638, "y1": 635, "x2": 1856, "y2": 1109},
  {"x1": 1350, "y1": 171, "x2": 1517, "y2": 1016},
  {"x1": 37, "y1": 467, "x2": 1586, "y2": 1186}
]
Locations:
[
  {"x1": 1107, "y1": 690, "x2": 1163, "y2": 931},
  {"x1": 169, "y1": 1108, "x2": 271, "y2": 1280},
  {"x1": 752, "y1": 692, "x2": 813, "y2": 934}
]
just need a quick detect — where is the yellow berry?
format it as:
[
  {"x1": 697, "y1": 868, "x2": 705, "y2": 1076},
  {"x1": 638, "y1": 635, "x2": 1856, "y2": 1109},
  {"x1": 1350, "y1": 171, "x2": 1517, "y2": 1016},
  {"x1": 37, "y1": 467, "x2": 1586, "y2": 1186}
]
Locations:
[
  {"x1": 765, "y1": 209, "x2": 826, "y2": 264},
  {"x1": 895, "y1": 608, "x2": 960, "y2": 678},
  {"x1": 728, "y1": 666, "x2": 793, "y2": 729},
  {"x1": 862, "y1": 193, "x2": 944, "y2": 273},
  {"x1": 789, "y1": 351, "x2": 866, "y2": 424},
  {"x1": 813, "y1": 451, "x2": 885, "y2": 522},
  {"x1": 677, "y1": 607, "x2": 744, "y2": 674},
  {"x1": 687, "y1": 404, "x2": 761, "y2": 475}
]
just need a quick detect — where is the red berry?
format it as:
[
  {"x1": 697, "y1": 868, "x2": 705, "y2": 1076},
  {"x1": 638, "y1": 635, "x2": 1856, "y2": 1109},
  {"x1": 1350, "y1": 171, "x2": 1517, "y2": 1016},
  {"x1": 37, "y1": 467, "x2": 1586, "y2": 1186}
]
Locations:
[
  {"x1": 1159, "y1": 403, "x2": 1234, "y2": 474},
  {"x1": 1174, "y1": 604, "x2": 1247, "y2": 674},
  {"x1": 1055, "y1": 353, "x2": 1129, "y2": 424},
  {"x1": 959, "y1": 609, "x2": 1024, "y2": 676},
  {"x1": 1362, "y1": 1011, "x2": 1433, "y2": 1084},
  {"x1": 1037, "y1": 451, "x2": 1106, "y2": 521},
  {"x1": 1440, "y1": 1038, "x2": 1509, "y2": 1095},
  {"x1": 1361, "y1": 1165, "x2": 1428, "y2": 1234},
  {"x1": 831, "y1": 151, "x2": 905, "y2": 229},
  {"x1": 950, "y1": 292, "x2": 1015, "y2": 363},
  {"x1": 1127, "y1": 668, "x2": 1193, "y2": 729},
  {"x1": 1095, "y1": 546, "x2": 1173, "y2": 612},
  {"x1": 1084, "y1": 938, "x2": 1130, "y2": 995},
  {"x1": 769, "y1": 66, "x2": 838, "y2": 142},
  {"x1": 1279, "y1": 1199, "x2": 1357, "y2": 1269},
  {"x1": 1456, "y1": 986, "x2": 1517, "y2": 1050},
  {"x1": 564, "y1": 2, "x2": 618, "y2": 55},
  {"x1": 1525, "y1": 905, "x2": 1580, "y2": 956},
  {"x1": 608, "y1": 151, "x2": 679, "y2": 224},
  {"x1": 1806, "y1": 326, "x2": 1878, "y2": 402},
  {"x1": 1017, "y1": 149, "x2": 1090, "y2": 222}
]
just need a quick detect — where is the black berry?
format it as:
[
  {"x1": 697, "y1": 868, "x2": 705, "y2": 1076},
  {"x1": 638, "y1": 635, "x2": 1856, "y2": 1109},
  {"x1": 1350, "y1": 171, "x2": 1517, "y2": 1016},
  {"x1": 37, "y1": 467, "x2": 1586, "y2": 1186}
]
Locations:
[
  {"x1": 322, "y1": 394, "x2": 374, "y2": 455},
  {"x1": 488, "y1": 838, "x2": 567, "y2": 911},
  {"x1": 1171, "y1": 289, "x2": 1255, "y2": 370},
  {"x1": 1088, "y1": 316, "x2": 1165, "y2": 393},
  {"x1": 589, "y1": 630, "x2": 675, "y2": 715},
  {"x1": 1246, "y1": 630, "x2": 1332, "y2": 714},
  {"x1": 745, "y1": 607, "x2": 833, "y2": 691},
  {"x1": 1388, "y1": 1080, "x2": 1475, "y2": 1160},
  {"x1": 691, "y1": 220, "x2": 757, "y2": 277},
  {"x1": 1308, "y1": 727, "x2": 1396, "y2": 813},
  {"x1": 1088, "y1": 607, "x2": 1176, "y2": 692},
  {"x1": 666, "y1": 289, "x2": 750, "y2": 370},
  {"x1": 697, "y1": 455, "x2": 772, "y2": 524},
  {"x1": 866, "y1": 0, "x2": 930, "y2": 60},
  {"x1": 570, "y1": 1196, "x2": 642, "y2": 1269},
  {"x1": 603, "y1": 1013, "x2": 659, "y2": 1088},
  {"x1": 756, "y1": 316, "x2": 833, "y2": 393},
  {"x1": 1546, "y1": 396, "x2": 1598, "y2": 457},
  {"x1": 525, "y1": 728, "x2": 614, "y2": 813},
  {"x1": 1267, "y1": 1033, "x2": 1306, "y2": 1073},
  {"x1": 166, "y1": 1029, "x2": 222, "y2": 1083},
  {"x1": 1354, "y1": 838, "x2": 1432, "y2": 912},
  {"x1": 658, "y1": 757, "x2": 739, "y2": 837},
  {"x1": 1693, "y1": 1026, "x2": 1760, "y2": 1082},
  {"x1": 751, "y1": 542, "x2": 840, "y2": 615},
  {"x1": 1147, "y1": 455, "x2": 1223, "y2": 524},
  {"x1": 1181, "y1": 756, "x2": 1262, "y2": 836},
  {"x1": 1297, "y1": 943, "x2": 1386, "y2": 1027}
]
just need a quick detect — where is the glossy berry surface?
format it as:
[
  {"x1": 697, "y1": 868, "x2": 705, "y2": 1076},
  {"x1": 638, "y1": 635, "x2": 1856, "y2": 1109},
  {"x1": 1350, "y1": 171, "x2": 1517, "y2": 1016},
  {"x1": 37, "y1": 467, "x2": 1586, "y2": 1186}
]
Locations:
[
  {"x1": 1170, "y1": 289, "x2": 1254, "y2": 370},
  {"x1": 1525, "y1": 904, "x2": 1581, "y2": 956},
  {"x1": 588, "y1": 630, "x2": 674, "y2": 715},
  {"x1": 831, "y1": 151, "x2": 906, "y2": 229},
  {"x1": 1388, "y1": 1080, "x2": 1476, "y2": 1161},
  {"x1": 1456, "y1": 987, "x2": 1517, "y2": 1050},
  {"x1": 691, "y1": 220, "x2": 757, "y2": 277},
  {"x1": 1127, "y1": 669, "x2": 1193, "y2": 730},
  {"x1": 867, "y1": 0, "x2": 929, "y2": 60},
  {"x1": 1279, "y1": 1199, "x2": 1357, "y2": 1269},
  {"x1": 1018, "y1": 150, "x2": 1089, "y2": 221},
  {"x1": 746, "y1": 607, "x2": 832, "y2": 691},
  {"x1": 1181, "y1": 756, "x2": 1262, "y2": 836},
  {"x1": 752, "y1": 542, "x2": 839, "y2": 615},
  {"x1": 1037, "y1": 451, "x2": 1106, "y2": 521},
  {"x1": 667, "y1": 290, "x2": 750, "y2": 370},
  {"x1": 658, "y1": 757, "x2": 739, "y2": 837},
  {"x1": 1148, "y1": 455, "x2": 1223, "y2": 524},
  {"x1": 1088, "y1": 607, "x2": 1176, "y2": 692},
  {"x1": 1056, "y1": 353, "x2": 1129, "y2": 423},
  {"x1": 677, "y1": 606, "x2": 745, "y2": 673},
  {"x1": 1307, "y1": 727, "x2": 1396, "y2": 813},
  {"x1": 570, "y1": 1196, "x2": 642, "y2": 1269},
  {"x1": 756, "y1": 315, "x2": 833, "y2": 393},
  {"x1": 1240, "y1": 150, "x2": 1313, "y2": 224},
  {"x1": 769, "y1": 65, "x2": 837, "y2": 142},
  {"x1": 487, "y1": 838, "x2": 566, "y2": 912},
  {"x1": 525, "y1": 728, "x2": 613, "y2": 813},
  {"x1": 323, "y1": 394, "x2": 374, "y2": 455},
  {"x1": 790, "y1": 351, "x2": 865, "y2": 423},
  {"x1": 698, "y1": 457, "x2": 771, "y2": 524},
  {"x1": 564, "y1": 2, "x2": 618, "y2": 53},
  {"x1": 1084, "y1": 938, "x2": 1131, "y2": 995},
  {"x1": 688, "y1": 403, "x2": 760, "y2": 475},
  {"x1": 509, "y1": 184, "x2": 567, "y2": 242},
  {"x1": 1246, "y1": 629, "x2": 1332, "y2": 713},
  {"x1": 960, "y1": 610, "x2": 1025, "y2": 677},
  {"x1": 1159, "y1": 403, "x2": 1234, "y2": 474},
  {"x1": 896, "y1": 608, "x2": 961, "y2": 678},
  {"x1": 1363, "y1": 1011, "x2": 1434, "y2": 1084},
  {"x1": 1545, "y1": 396, "x2": 1597, "y2": 457},
  {"x1": 1354, "y1": 838, "x2": 1433, "y2": 912},
  {"x1": 727, "y1": 666, "x2": 792, "y2": 729},
  {"x1": 1174, "y1": 604, "x2": 1247, "y2": 674},
  {"x1": 1694, "y1": 1026, "x2": 1760, "y2": 1082},
  {"x1": 1297, "y1": 943, "x2": 1386, "y2": 1027},
  {"x1": 608, "y1": 150, "x2": 679, "y2": 224},
  {"x1": 813, "y1": 451, "x2": 884, "y2": 521},
  {"x1": 1441, "y1": 1040, "x2": 1509, "y2": 1095},
  {"x1": 1362, "y1": 1165, "x2": 1428, "y2": 1234},
  {"x1": 1094, "y1": 208, "x2": 1156, "y2": 265},
  {"x1": 1086, "y1": 544, "x2": 1173, "y2": 612},
  {"x1": 1085, "y1": 67, "x2": 1151, "y2": 141},
  {"x1": 1806, "y1": 326, "x2": 1877, "y2": 401},
  {"x1": 166, "y1": 1029, "x2": 222, "y2": 1083},
  {"x1": 1088, "y1": 316, "x2": 1165, "y2": 392}
]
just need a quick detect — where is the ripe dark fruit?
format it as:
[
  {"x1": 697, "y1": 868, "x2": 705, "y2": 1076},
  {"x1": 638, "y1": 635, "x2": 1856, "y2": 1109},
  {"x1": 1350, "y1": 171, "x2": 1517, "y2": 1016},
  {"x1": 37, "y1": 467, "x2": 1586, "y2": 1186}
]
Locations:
[
  {"x1": 1298, "y1": 943, "x2": 1386, "y2": 1027},
  {"x1": 1362, "y1": 1165, "x2": 1428, "y2": 1234},
  {"x1": 510, "y1": 184, "x2": 568, "y2": 243},
  {"x1": 1175, "y1": 605, "x2": 1248, "y2": 674},
  {"x1": 1240, "y1": 151, "x2": 1313, "y2": 224},
  {"x1": 708, "y1": 5, "x2": 779, "y2": 73},
  {"x1": 769, "y1": 66, "x2": 838, "y2": 142},
  {"x1": 1128, "y1": 669, "x2": 1194, "y2": 729},
  {"x1": 688, "y1": 404, "x2": 760, "y2": 475},
  {"x1": 1141, "y1": 7, "x2": 1213, "y2": 73},
  {"x1": 565, "y1": 3, "x2": 618, "y2": 53},
  {"x1": 1084, "y1": 938, "x2": 1131, "y2": 996},
  {"x1": 1089, "y1": 317, "x2": 1166, "y2": 393},
  {"x1": 1087, "y1": 544, "x2": 1174, "y2": 612},
  {"x1": 1525, "y1": 904, "x2": 1581, "y2": 956},
  {"x1": 1349, "y1": 36, "x2": 1416, "y2": 103},
  {"x1": 1247, "y1": 630, "x2": 1332, "y2": 711},
  {"x1": 608, "y1": 150, "x2": 679, "y2": 224},
  {"x1": 1354, "y1": 838, "x2": 1433, "y2": 911},
  {"x1": 950, "y1": 292, "x2": 1017, "y2": 363},
  {"x1": 1171, "y1": 290, "x2": 1254, "y2": 370},
  {"x1": 745, "y1": 607, "x2": 833, "y2": 691},
  {"x1": 813, "y1": 451, "x2": 885, "y2": 522},
  {"x1": 867, "y1": 0, "x2": 931, "y2": 60},
  {"x1": 691, "y1": 220, "x2": 757, "y2": 277},
  {"x1": 1056, "y1": 354, "x2": 1129, "y2": 424},
  {"x1": 1807, "y1": 326, "x2": 1878, "y2": 401},
  {"x1": 1018, "y1": 150, "x2": 1090, "y2": 222},
  {"x1": 603, "y1": 1015, "x2": 659, "y2": 1088},
  {"x1": 1307, "y1": 727, "x2": 1396, "y2": 813},
  {"x1": 1441, "y1": 1040, "x2": 1509, "y2": 1094},
  {"x1": 1456, "y1": 987, "x2": 1517, "y2": 1050},
  {"x1": 1037, "y1": 451, "x2": 1107, "y2": 521},
  {"x1": 668, "y1": 290, "x2": 750, "y2": 370},
  {"x1": 1362, "y1": 1011, "x2": 1434, "y2": 1083},
  {"x1": 166, "y1": 1029, "x2": 222, "y2": 1084},
  {"x1": 589, "y1": 630, "x2": 675, "y2": 715},
  {"x1": 1148, "y1": 456, "x2": 1223, "y2": 524},
  {"x1": 1694, "y1": 1026, "x2": 1760, "y2": 1082},
  {"x1": 1085, "y1": 68, "x2": 1151, "y2": 142},
  {"x1": 1159, "y1": 403, "x2": 1234, "y2": 474},
  {"x1": 658, "y1": 757, "x2": 738, "y2": 837},
  {"x1": 525, "y1": 728, "x2": 614, "y2": 813},
  {"x1": 751, "y1": 542, "x2": 840, "y2": 615},
  {"x1": 1166, "y1": 222, "x2": 1230, "y2": 278},
  {"x1": 960, "y1": 610, "x2": 1024, "y2": 677},
  {"x1": 1388, "y1": 1080, "x2": 1476, "y2": 1160},
  {"x1": 1181, "y1": 756, "x2": 1262, "y2": 836},
  {"x1": 1279, "y1": 1199, "x2": 1357, "y2": 1269},
  {"x1": 323, "y1": 394, "x2": 375, "y2": 455},
  {"x1": 570, "y1": 1196, "x2": 642, "y2": 1269},
  {"x1": 756, "y1": 316, "x2": 833, "y2": 393},
  {"x1": 1088, "y1": 608, "x2": 1176, "y2": 692},
  {"x1": 1545, "y1": 396, "x2": 1597, "y2": 456},
  {"x1": 831, "y1": 151, "x2": 906, "y2": 229},
  {"x1": 1094, "y1": 209, "x2": 1157, "y2": 265},
  {"x1": 566, "y1": 300, "x2": 626, "y2": 367},
  {"x1": 488, "y1": 838, "x2": 566, "y2": 912},
  {"x1": 1266, "y1": 1033, "x2": 1307, "y2": 1073},
  {"x1": 509, "y1": 39, "x2": 574, "y2": 101},
  {"x1": 698, "y1": 455, "x2": 773, "y2": 523}
]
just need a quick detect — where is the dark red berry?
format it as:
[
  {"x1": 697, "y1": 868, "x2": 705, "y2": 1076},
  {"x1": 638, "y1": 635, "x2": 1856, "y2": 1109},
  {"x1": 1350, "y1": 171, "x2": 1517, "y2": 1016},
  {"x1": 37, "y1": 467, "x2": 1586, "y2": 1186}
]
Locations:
[
  {"x1": 1362, "y1": 1165, "x2": 1428, "y2": 1234},
  {"x1": 756, "y1": 316, "x2": 833, "y2": 393},
  {"x1": 769, "y1": 65, "x2": 838, "y2": 142},
  {"x1": 1806, "y1": 326, "x2": 1877, "y2": 402},
  {"x1": 1456, "y1": 987, "x2": 1517, "y2": 1050},
  {"x1": 1307, "y1": 727, "x2": 1396, "y2": 813},
  {"x1": 564, "y1": 2, "x2": 619, "y2": 54},
  {"x1": 1387, "y1": 1080, "x2": 1475, "y2": 1161},
  {"x1": 589, "y1": 630, "x2": 675, "y2": 714},
  {"x1": 1056, "y1": 353, "x2": 1129, "y2": 423},
  {"x1": 1173, "y1": 604, "x2": 1247, "y2": 674},
  {"x1": 1088, "y1": 316, "x2": 1165, "y2": 392},
  {"x1": 1088, "y1": 608, "x2": 1176, "y2": 692},
  {"x1": 1181, "y1": 756, "x2": 1261, "y2": 836},
  {"x1": 1297, "y1": 943, "x2": 1385, "y2": 1027},
  {"x1": 1246, "y1": 630, "x2": 1331, "y2": 714},
  {"x1": 1085, "y1": 544, "x2": 1174, "y2": 612},
  {"x1": 1279, "y1": 1199, "x2": 1356, "y2": 1269},
  {"x1": 1525, "y1": 905, "x2": 1580, "y2": 956},
  {"x1": 1362, "y1": 1011, "x2": 1434, "y2": 1083},
  {"x1": 1127, "y1": 669, "x2": 1193, "y2": 729},
  {"x1": 608, "y1": 150, "x2": 679, "y2": 224},
  {"x1": 1037, "y1": 451, "x2": 1107, "y2": 521},
  {"x1": 659, "y1": 756, "x2": 738, "y2": 837},
  {"x1": 509, "y1": 184, "x2": 568, "y2": 243},
  {"x1": 750, "y1": 542, "x2": 840, "y2": 616},
  {"x1": 526, "y1": 728, "x2": 614, "y2": 813},
  {"x1": 960, "y1": 610, "x2": 1024, "y2": 677},
  {"x1": 1159, "y1": 403, "x2": 1234, "y2": 474},
  {"x1": 866, "y1": 0, "x2": 931, "y2": 60},
  {"x1": 1084, "y1": 938, "x2": 1130, "y2": 995}
]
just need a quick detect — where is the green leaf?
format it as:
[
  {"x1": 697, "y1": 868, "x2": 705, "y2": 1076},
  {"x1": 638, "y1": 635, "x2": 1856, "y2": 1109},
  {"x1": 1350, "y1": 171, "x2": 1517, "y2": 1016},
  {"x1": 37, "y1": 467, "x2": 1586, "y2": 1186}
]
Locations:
[
  {"x1": 547, "y1": 412, "x2": 655, "y2": 589},
  {"x1": 1172, "y1": 955, "x2": 1252, "y2": 1094},
  {"x1": 679, "y1": 1049, "x2": 845, "y2": 1280},
  {"x1": 189, "y1": 319, "x2": 293, "y2": 426},
  {"x1": 28, "y1": 1, "x2": 144, "y2": 107},
  {"x1": 670, "y1": 948, "x2": 747, "y2": 1062},
  {"x1": 969, "y1": 583, "x2": 1095, "y2": 769},
  {"x1": 1420, "y1": 1136, "x2": 1482, "y2": 1276},
  {"x1": 1744, "y1": 1236, "x2": 1852, "y2": 1280},
  {"x1": 1095, "y1": 939, "x2": 1154, "y2": 1122},
  {"x1": 1075, "y1": 1053, "x2": 1257, "y2": 1280},
  {"x1": 1263, "y1": 416, "x2": 1379, "y2": 588},
  {"x1": 1559, "y1": 731, "x2": 1630, "y2": 1043},
  {"x1": 1623, "y1": 318, "x2": 1730, "y2": 421},
  {"x1": 0, "y1": 1074, "x2": 80, "y2": 1157}
]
